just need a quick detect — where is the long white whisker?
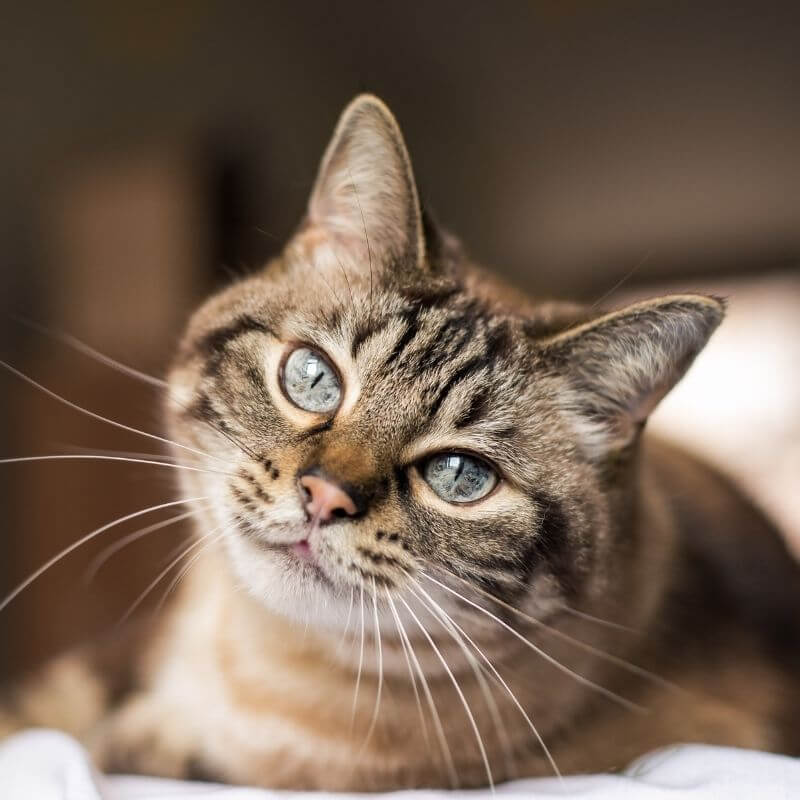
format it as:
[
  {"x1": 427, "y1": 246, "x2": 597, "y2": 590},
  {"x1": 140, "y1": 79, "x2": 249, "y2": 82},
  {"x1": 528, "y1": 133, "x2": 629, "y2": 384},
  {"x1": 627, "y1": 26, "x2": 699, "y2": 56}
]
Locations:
[
  {"x1": 119, "y1": 526, "x2": 225, "y2": 625},
  {"x1": 406, "y1": 579, "x2": 516, "y2": 780},
  {"x1": 153, "y1": 528, "x2": 228, "y2": 617},
  {"x1": 408, "y1": 576, "x2": 561, "y2": 779},
  {"x1": 386, "y1": 587, "x2": 432, "y2": 752},
  {"x1": 398, "y1": 594, "x2": 495, "y2": 793},
  {"x1": 11, "y1": 320, "x2": 260, "y2": 463},
  {"x1": 336, "y1": 586, "x2": 356, "y2": 657},
  {"x1": 444, "y1": 571, "x2": 672, "y2": 690},
  {"x1": 0, "y1": 496, "x2": 206, "y2": 614},
  {"x1": 0, "y1": 359, "x2": 228, "y2": 467},
  {"x1": 421, "y1": 572, "x2": 644, "y2": 713},
  {"x1": 385, "y1": 590, "x2": 457, "y2": 788},
  {"x1": 11, "y1": 316, "x2": 169, "y2": 388},
  {"x1": 357, "y1": 577, "x2": 384, "y2": 755},
  {"x1": 84, "y1": 507, "x2": 204, "y2": 582},
  {"x1": 0, "y1": 454, "x2": 234, "y2": 477},
  {"x1": 68, "y1": 446, "x2": 205, "y2": 466},
  {"x1": 556, "y1": 602, "x2": 638, "y2": 634},
  {"x1": 351, "y1": 580, "x2": 366, "y2": 730}
]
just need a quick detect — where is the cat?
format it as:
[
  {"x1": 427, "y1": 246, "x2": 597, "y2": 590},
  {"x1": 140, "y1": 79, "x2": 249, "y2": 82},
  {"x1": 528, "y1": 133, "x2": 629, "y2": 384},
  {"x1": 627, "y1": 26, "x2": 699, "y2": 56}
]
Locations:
[{"x1": 2, "y1": 94, "x2": 800, "y2": 790}]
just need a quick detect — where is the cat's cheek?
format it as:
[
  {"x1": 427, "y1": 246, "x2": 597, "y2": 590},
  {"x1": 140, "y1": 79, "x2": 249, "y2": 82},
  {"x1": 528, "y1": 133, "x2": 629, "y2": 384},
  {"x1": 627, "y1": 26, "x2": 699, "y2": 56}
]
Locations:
[{"x1": 165, "y1": 367, "x2": 198, "y2": 413}]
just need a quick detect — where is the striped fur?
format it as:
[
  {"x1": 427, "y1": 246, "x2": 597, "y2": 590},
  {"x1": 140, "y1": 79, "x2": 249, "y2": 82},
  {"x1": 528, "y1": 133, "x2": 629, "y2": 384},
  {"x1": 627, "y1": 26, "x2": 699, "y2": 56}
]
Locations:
[{"x1": 2, "y1": 95, "x2": 800, "y2": 788}]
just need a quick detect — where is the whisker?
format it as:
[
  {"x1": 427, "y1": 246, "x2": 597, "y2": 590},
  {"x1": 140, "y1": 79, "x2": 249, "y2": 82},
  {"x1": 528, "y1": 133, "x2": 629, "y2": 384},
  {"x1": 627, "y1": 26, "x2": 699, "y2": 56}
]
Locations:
[
  {"x1": 0, "y1": 359, "x2": 229, "y2": 467},
  {"x1": 420, "y1": 572, "x2": 644, "y2": 713},
  {"x1": 336, "y1": 585, "x2": 356, "y2": 657},
  {"x1": 443, "y1": 570, "x2": 672, "y2": 690},
  {"x1": 385, "y1": 587, "x2": 432, "y2": 752},
  {"x1": 398, "y1": 594, "x2": 495, "y2": 793},
  {"x1": 358, "y1": 577, "x2": 384, "y2": 755},
  {"x1": 6, "y1": 323, "x2": 260, "y2": 465},
  {"x1": 0, "y1": 496, "x2": 207, "y2": 614},
  {"x1": 351, "y1": 580, "x2": 366, "y2": 731},
  {"x1": 119, "y1": 526, "x2": 225, "y2": 626},
  {"x1": 589, "y1": 249, "x2": 653, "y2": 310},
  {"x1": 385, "y1": 589, "x2": 458, "y2": 788},
  {"x1": 406, "y1": 580, "x2": 516, "y2": 780},
  {"x1": 408, "y1": 576, "x2": 560, "y2": 779},
  {"x1": 0, "y1": 454, "x2": 235, "y2": 477},
  {"x1": 153, "y1": 529, "x2": 227, "y2": 617},
  {"x1": 331, "y1": 246, "x2": 355, "y2": 310},
  {"x1": 345, "y1": 163, "x2": 374, "y2": 327},
  {"x1": 10, "y1": 315, "x2": 168, "y2": 388},
  {"x1": 84, "y1": 507, "x2": 205, "y2": 582},
  {"x1": 69, "y1": 446, "x2": 184, "y2": 463},
  {"x1": 556, "y1": 602, "x2": 638, "y2": 634}
]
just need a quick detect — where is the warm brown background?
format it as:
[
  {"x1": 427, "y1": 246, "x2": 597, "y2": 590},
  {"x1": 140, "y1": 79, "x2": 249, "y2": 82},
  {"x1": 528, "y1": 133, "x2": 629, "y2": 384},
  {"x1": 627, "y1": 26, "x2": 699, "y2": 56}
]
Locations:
[{"x1": 1, "y1": 1, "x2": 799, "y2": 679}]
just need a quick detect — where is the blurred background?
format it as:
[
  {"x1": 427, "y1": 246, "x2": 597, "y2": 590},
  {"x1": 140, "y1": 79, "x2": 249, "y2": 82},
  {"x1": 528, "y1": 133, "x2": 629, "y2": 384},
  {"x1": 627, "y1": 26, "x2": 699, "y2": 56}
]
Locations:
[{"x1": 1, "y1": 1, "x2": 798, "y2": 679}]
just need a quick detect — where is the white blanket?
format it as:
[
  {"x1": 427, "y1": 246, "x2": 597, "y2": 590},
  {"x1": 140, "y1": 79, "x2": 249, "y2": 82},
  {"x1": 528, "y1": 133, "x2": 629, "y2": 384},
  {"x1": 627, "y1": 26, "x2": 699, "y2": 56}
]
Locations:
[{"x1": 2, "y1": 730, "x2": 799, "y2": 799}]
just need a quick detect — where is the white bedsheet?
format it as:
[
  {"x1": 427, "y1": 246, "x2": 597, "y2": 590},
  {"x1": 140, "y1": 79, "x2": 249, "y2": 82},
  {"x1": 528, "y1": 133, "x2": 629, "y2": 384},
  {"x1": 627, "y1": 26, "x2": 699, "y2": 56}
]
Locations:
[{"x1": 2, "y1": 730, "x2": 799, "y2": 799}]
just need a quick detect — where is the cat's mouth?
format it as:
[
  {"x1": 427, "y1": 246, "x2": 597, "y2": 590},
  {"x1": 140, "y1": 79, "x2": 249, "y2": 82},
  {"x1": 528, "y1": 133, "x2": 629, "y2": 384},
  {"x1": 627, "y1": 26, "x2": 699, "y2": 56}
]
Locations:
[
  {"x1": 290, "y1": 539, "x2": 314, "y2": 561},
  {"x1": 231, "y1": 517, "x2": 404, "y2": 592},
  {"x1": 253, "y1": 535, "x2": 335, "y2": 586}
]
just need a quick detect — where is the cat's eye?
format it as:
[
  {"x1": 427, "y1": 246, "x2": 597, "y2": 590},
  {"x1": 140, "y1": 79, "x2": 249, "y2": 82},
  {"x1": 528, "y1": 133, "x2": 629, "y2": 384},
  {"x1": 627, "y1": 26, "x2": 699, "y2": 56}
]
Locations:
[
  {"x1": 281, "y1": 346, "x2": 342, "y2": 414},
  {"x1": 422, "y1": 453, "x2": 498, "y2": 504}
]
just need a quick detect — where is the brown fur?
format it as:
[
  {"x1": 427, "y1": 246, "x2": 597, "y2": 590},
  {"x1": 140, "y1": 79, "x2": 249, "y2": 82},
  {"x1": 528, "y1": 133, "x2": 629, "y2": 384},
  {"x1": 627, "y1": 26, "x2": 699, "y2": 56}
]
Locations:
[{"x1": 2, "y1": 95, "x2": 799, "y2": 789}]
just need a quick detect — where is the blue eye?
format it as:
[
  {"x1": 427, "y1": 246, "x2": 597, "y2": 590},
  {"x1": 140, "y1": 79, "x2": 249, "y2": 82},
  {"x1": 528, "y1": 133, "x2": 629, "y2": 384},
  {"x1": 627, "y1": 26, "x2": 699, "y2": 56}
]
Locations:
[
  {"x1": 422, "y1": 453, "x2": 498, "y2": 504},
  {"x1": 282, "y1": 347, "x2": 341, "y2": 413}
]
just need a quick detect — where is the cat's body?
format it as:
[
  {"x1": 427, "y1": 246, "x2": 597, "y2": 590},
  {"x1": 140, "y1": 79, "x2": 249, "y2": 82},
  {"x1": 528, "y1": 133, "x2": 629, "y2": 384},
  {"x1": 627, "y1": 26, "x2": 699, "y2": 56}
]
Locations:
[{"x1": 2, "y1": 95, "x2": 799, "y2": 789}]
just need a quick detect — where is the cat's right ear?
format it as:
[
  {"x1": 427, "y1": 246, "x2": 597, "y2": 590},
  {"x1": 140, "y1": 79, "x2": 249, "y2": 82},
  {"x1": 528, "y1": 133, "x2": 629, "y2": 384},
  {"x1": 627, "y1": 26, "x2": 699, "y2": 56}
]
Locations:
[
  {"x1": 538, "y1": 294, "x2": 725, "y2": 459},
  {"x1": 293, "y1": 94, "x2": 426, "y2": 279}
]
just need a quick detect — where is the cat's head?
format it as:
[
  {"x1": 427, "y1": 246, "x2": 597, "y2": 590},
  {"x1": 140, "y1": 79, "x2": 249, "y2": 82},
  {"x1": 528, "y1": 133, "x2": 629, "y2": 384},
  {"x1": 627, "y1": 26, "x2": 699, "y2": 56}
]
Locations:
[{"x1": 167, "y1": 95, "x2": 723, "y2": 629}]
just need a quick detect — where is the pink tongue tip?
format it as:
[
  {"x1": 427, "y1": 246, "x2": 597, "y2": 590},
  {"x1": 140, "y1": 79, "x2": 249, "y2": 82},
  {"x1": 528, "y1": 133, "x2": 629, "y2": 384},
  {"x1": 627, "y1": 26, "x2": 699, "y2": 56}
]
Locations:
[{"x1": 292, "y1": 539, "x2": 313, "y2": 560}]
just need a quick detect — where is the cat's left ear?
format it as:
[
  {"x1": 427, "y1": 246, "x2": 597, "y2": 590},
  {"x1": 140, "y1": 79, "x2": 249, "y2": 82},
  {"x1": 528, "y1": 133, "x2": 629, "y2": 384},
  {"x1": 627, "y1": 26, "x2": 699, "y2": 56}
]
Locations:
[
  {"x1": 303, "y1": 94, "x2": 425, "y2": 276},
  {"x1": 539, "y1": 294, "x2": 725, "y2": 458}
]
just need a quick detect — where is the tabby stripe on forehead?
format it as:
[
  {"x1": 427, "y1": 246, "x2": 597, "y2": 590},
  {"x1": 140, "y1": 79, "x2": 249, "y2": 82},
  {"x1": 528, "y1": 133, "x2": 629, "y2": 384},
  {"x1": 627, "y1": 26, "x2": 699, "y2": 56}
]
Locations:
[
  {"x1": 351, "y1": 314, "x2": 393, "y2": 358},
  {"x1": 398, "y1": 281, "x2": 462, "y2": 307},
  {"x1": 383, "y1": 307, "x2": 421, "y2": 366},
  {"x1": 428, "y1": 355, "x2": 489, "y2": 419},
  {"x1": 484, "y1": 320, "x2": 512, "y2": 362},
  {"x1": 454, "y1": 389, "x2": 489, "y2": 429},
  {"x1": 198, "y1": 315, "x2": 274, "y2": 356},
  {"x1": 414, "y1": 316, "x2": 473, "y2": 373}
]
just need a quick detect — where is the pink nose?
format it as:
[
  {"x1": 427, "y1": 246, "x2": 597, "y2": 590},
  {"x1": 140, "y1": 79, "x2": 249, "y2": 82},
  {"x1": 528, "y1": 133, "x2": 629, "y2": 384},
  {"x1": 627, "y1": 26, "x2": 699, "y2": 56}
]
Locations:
[{"x1": 299, "y1": 474, "x2": 358, "y2": 523}]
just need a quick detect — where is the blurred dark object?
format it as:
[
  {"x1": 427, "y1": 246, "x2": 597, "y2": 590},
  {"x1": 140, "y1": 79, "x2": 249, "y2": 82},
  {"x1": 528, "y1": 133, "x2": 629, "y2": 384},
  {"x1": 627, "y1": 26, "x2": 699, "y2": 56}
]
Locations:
[{"x1": 1, "y1": 1, "x2": 798, "y2": 678}]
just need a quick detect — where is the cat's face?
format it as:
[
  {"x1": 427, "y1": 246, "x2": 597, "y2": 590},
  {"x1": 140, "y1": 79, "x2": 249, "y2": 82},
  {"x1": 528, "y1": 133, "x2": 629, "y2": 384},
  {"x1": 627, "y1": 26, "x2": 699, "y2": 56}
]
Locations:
[{"x1": 166, "y1": 96, "x2": 723, "y2": 630}]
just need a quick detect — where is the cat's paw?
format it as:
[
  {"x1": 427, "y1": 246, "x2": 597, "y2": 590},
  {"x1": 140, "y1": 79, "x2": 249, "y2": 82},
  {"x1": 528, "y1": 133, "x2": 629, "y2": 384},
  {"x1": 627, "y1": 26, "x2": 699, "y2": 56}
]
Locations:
[{"x1": 90, "y1": 695, "x2": 204, "y2": 779}]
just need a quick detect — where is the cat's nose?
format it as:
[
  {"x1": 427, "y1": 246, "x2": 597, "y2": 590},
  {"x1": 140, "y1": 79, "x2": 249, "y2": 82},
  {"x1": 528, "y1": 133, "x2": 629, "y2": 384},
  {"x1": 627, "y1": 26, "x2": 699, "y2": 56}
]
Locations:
[{"x1": 299, "y1": 473, "x2": 359, "y2": 523}]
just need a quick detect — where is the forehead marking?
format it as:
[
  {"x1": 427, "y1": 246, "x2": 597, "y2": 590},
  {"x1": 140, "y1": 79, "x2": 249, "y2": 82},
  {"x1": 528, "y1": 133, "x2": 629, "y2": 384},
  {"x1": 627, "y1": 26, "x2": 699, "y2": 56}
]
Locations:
[
  {"x1": 198, "y1": 314, "x2": 274, "y2": 357},
  {"x1": 382, "y1": 307, "x2": 422, "y2": 367}
]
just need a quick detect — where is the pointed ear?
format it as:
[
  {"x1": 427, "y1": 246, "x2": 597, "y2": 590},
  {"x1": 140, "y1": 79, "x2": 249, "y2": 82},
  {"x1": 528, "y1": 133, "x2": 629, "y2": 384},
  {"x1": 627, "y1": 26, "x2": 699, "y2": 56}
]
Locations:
[
  {"x1": 304, "y1": 94, "x2": 425, "y2": 276},
  {"x1": 540, "y1": 295, "x2": 725, "y2": 457}
]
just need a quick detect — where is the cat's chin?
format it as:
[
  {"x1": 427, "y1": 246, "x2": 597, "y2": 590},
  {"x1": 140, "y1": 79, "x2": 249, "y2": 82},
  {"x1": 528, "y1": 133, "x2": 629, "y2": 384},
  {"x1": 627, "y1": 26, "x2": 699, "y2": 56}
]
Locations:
[{"x1": 223, "y1": 530, "x2": 356, "y2": 629}]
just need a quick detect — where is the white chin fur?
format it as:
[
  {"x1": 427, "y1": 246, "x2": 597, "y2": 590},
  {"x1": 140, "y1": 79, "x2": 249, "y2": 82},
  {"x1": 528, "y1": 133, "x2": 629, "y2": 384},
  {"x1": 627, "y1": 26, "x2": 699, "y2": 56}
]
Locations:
[{"x1": 223, "y1": 533, "x2": 354, "y2": 629}]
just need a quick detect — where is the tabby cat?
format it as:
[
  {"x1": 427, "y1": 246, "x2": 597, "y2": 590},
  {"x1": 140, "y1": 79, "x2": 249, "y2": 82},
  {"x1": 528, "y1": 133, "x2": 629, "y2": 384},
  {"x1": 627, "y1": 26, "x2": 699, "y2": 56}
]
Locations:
[{"x1": 2, "y1": 95, "x2": 800, "y2": 790}]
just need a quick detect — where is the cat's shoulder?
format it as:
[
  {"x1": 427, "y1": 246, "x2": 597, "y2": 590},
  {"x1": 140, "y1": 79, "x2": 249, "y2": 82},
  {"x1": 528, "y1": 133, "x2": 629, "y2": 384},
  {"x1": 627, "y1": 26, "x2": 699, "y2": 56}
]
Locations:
[{"x1": 643, "y1": 436, "x2": 800, "y2": 658}]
